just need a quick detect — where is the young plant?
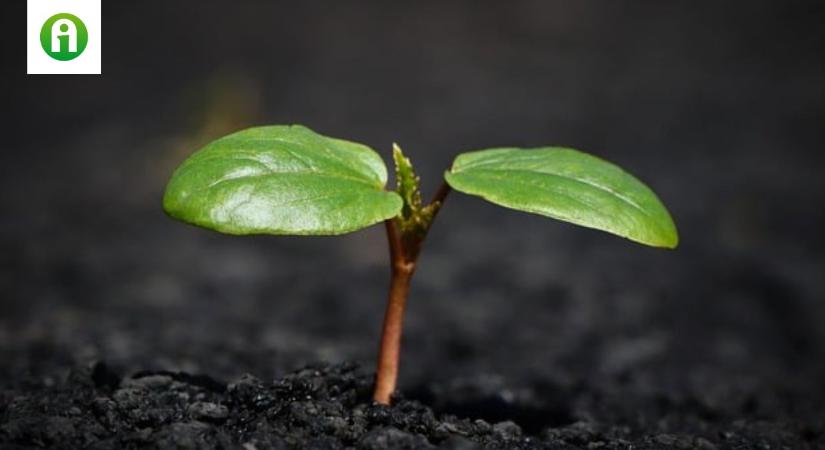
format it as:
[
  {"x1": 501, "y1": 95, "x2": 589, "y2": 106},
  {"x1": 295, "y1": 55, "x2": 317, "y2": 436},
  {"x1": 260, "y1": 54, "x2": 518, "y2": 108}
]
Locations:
[{"x1": 163, "y1": 125, "x2": 678, "y2": 405}]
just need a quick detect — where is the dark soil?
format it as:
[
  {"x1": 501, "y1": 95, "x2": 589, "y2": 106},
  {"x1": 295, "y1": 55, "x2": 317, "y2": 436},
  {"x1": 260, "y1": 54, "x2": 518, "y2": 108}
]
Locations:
[{"x1": 2, "y1": 361, "x2": 822, "y2": 449}]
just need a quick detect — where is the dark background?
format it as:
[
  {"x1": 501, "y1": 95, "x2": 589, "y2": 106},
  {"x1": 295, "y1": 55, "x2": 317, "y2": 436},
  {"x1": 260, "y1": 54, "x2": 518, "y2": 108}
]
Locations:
[{"x1": 2, "y1": 0, "x2": 824, "y2": 435}]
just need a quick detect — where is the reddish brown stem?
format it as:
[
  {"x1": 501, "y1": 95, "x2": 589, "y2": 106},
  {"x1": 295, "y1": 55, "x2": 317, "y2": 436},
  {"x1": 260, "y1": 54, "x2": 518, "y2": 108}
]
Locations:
[
  {"x1": 373, "y1": 221, "x2": 415, "y2": 405},
  {"x1": 430, "y1": 181, "x2": 451, "y2": 211},
  {"x1": 373, "y1": 182, "x2": 450, "y2": 405}
]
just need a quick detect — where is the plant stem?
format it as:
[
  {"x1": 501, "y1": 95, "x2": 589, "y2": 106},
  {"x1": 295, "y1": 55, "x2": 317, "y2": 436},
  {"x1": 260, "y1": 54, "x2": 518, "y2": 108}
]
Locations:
[
  {"x1": 373, "y1": 182, "x2": 451, "y2": 405},
  {"x1": 430, "y1": 181, "x2": 452, "y2": 213},
  {"x1": 373, "y1": 221, "x2": 415, "y2": 405}
]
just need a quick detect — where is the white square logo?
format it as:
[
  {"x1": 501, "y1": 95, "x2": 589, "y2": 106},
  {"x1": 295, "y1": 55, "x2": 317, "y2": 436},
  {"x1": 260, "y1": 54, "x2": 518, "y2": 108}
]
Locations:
[{"x1": 27, "y1": 0, "x2": 101, "y2": 74}]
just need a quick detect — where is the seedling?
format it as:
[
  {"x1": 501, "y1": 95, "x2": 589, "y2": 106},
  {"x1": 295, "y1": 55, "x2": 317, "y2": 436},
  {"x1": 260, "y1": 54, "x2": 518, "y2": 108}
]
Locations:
[{"x1": 163, "y1": 125, "x2": 678, "y2": 405}]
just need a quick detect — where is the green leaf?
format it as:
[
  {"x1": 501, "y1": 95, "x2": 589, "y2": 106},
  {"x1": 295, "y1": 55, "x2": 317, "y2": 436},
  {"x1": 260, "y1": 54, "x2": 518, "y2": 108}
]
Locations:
[
  {"x1": 393, "y1": 143, "x2": 422, "y2": 219},
  {"x1": 444, "y1": 147, "x2": 678, "y2": 248},
  {"x1": 163, "y1": 125, "x2": 403, "y2": 235},
  {"x1": 392, "y1": 143, "x2": 438, "y2": 236}
]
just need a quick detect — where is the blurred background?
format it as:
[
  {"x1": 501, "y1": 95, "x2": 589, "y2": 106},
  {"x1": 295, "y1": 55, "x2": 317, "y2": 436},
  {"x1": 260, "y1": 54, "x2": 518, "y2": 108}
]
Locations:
[{"x1": 2, "y1": 0, "x2": 824, "y2": 427}]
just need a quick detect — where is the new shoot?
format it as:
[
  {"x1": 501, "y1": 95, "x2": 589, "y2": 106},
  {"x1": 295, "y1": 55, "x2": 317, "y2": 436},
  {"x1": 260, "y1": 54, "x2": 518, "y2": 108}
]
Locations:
[{"x1": 163, "y1": 125, "x2": 678, "y2": 405}]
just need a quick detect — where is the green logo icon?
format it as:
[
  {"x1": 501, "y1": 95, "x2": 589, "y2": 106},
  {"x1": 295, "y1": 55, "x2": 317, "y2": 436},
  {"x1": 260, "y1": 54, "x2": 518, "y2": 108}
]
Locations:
[{"x1": 40, "y1": 13, "x2": 88, "y2": 61}]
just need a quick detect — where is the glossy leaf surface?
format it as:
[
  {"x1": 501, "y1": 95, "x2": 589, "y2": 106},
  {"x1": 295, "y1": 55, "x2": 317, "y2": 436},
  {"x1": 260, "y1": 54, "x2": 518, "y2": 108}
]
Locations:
[
  {"x1": 445, "y1": 147, "x2": 678, "y2": 248},
  {"x1": 163, "y1": 125, "x2": 402, "y2": 235}
]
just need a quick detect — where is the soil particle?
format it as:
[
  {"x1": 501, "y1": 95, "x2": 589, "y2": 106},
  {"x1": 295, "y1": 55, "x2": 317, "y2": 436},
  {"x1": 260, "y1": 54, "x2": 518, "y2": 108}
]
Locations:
[
  {"x1": 2, "y1": 361, "x2": 822, "y2": 449},
  {"x1": 188, "y1": 402, "x2": 229, "y2": 423},
  {"x1": 359, "y1": 427, "x2": 435, "y2": 450}
]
